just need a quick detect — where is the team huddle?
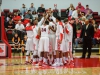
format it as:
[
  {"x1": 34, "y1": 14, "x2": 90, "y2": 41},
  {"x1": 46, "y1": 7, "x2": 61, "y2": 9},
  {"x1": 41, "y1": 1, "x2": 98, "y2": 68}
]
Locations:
[{"x1": 25, "y1": 11, "x2": 74, "y2": 67}]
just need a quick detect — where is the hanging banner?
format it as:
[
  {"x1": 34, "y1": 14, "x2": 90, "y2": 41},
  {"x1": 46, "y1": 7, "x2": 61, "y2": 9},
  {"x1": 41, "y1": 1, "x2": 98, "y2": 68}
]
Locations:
[{"x1": 0, "y1": 43, "x2": 6, "y2": 56}]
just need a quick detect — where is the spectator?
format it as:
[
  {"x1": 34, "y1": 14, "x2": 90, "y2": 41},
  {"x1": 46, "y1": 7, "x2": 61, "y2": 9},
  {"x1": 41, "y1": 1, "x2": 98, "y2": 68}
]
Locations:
[
  {"x1": 76, "y1": 2, "x2": 85, "y2": 12},
  {"x1": 15, "y1": 21, "x2": 25, "y2": 39},
  {"x1": 32, "y1": 11, "x2": 38, "y2": 20},
  {"x1": 66, "y1": 4, "x2": 75, "y2": 17},
  {"x1": 21, "y1": 35, "x2": 27, "y2": 56},
  {"x1": 12, "y1": 33, "x2": 20, "y2": 56},
  {"x1": 75, "y1": 19, "x2": 82, "y2": 47},
  {"x1": 37, "y1": 4, "x2": 45, "y2": 17},
  {"x1": 25, "y1": 10, "x2": 33, "y2": 21},
  {"x1": 5, "y1": 19, "x2": 15, "y2": 31},
  {"x1": 13, "y1": 12, "x2": 21, "y2": 24},
  {"x1": 93, "y1": 27, "x2": 100, "y2": 46},
  {"x1": 29, "y1": 3, "x2": 36, "y2": 13},
  {"x1": 80, "y1": 12, "x2": 86, "y2": 20},
  {"x1": 20, "y1": 4, "x2": 28, "y2": 15},
  {"x1": 84, "y1": 5, "x2": 93, "y2": 14},
  {"x1": 71, "y1": 9, "x2": 81, "y2": 19},
  {"x1": 85, "y1": 10, "x2": 93, "y2": 20}
]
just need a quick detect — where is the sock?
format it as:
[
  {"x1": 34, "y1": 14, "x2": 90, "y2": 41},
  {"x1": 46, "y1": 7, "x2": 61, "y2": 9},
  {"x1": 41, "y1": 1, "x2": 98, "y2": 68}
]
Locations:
[
  {"x1": 26, "y1": 56, "x2": 28, "y2": 61},
  {"x1": 43, "y1": 58, "x2": 47, "y2": 64},
  {"x1": 54, "y1": 59, "x2": 56, "y2": 63},
  {"x1": 60, "y1": 58, "x2": 62, "y2": 63},
  {"x1": 66, "y1": 57, "x2": 68, "y2": 61},
  {"x1": 56, "y1": 58, "x2": 59, "y2": 63},
  {"x1": 39, "y1": 57, "x2": 42, "y2": 62},
  {"x1": 63, "y1": 57, "x2": 66, "y2": 62}
]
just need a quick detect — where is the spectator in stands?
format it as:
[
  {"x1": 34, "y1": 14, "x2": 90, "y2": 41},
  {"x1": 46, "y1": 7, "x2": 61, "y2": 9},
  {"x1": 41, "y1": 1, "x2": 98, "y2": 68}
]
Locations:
[
  {"x1": 71, "y1": 9, "x2": 81, "y2": 19},
  {"x1": 76, "y1": 2, "x2": 85, "y2": 12},
  {"x1": 85, "y1": 10, "x2": 93, "y2": 20},
  {"x1": 66, "y1": 4, "x2": 75, "y2": 17},
  {"x1": 80, "y1": 12, "x2": 86, "y2": 20},
  {"x1": 15, "y1": 21, "x2": 25, "y2": 39},
  {"x1": 13, "y1": 12, "x2": 21, "y2": 24},
  {"x1": 92, "y1": 20, "x2": 98, "y2": 28},
  {"x1": 25, "y1": 10, "x2": 33, "y2": 21},
  {"x1": 20, "y1": 4, "x2": 28, "y2": 15},
  {"x1": 21, "y1": 35, "x2": 27, "y2": 56},
  {"x1": 5, "y1": 19, "x2": 15, "y2": 31},
  {"x1": 29, "y1": 3, "x2": 36, "y2": 13},
  {"x1": 75, "y1": 19, "x2": 82, "y2": 47},
  {"x1": 32, "y1": 11, "x2": 38, "y2": 20},
  {"x1": 93, "y1": 27, "x2": 100, "y2": 46},
  {"x1": 12, "y1": 33, "x2": 20, "y2": 56},
  {"x1": 37, "y1": 4, "x2": 45, "y2": 17},
  {"x1": 84, "y1": 5, "x2": 93, "y2": 14},
  {"x1": 81, "y1": 18, "x2": 86, "y2": 25}
]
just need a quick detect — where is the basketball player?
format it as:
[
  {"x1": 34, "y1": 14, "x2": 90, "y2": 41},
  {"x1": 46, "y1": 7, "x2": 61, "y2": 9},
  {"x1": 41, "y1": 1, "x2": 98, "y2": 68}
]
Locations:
[
  {"x1": 37, "y1": 20, "x2": 54, "y2": 66},
  {"x1": 48, "y1": 19, "x2": 56, "y2": 65},
  {"x1": 32, "y1": 20, "x2": 40, "y2": 65},
  {"x1": 25, "y1": 22, "x2": 34, "y2": 64},
  {"x1": 64, "y1": 18, "x2": 74, "y2": 65},
  {"x1": 51, "y1": 16, "x2": 64, "y2": 66}
]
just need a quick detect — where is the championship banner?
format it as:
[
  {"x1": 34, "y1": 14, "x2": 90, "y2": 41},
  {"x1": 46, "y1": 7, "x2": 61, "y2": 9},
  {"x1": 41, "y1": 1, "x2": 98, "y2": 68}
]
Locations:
[{"x1": 0, "y1": 43, "x2": 6, "y2": 56}]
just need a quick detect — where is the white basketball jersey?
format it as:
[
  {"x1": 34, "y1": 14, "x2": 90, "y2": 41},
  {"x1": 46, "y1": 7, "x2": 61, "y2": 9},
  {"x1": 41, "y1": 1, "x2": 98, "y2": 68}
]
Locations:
[
  {"x1": 64, "y1": 23, "x2": 73, "y2": 41},
  {"x1": 49, "y1": 22, "x2": 56, "y2": 34},
  {"x1": 33, "y1": 25, "x2": 39, "y2": 38},
  {"x1": 26, "y1": 25, "x2": 34, "y2": 38},
  {"x1": 40, "y1": 25, "x2": 49, "y2": 37}
]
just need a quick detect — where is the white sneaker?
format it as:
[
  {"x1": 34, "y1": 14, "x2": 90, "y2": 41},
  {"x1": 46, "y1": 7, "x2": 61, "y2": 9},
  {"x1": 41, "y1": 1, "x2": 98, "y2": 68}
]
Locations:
[
  {"x1": 52, "y1": 62, "x2": 60, "y2": 67},
  {"x1": 59, "y1": 62, "x2": 64, "y2": 66}
]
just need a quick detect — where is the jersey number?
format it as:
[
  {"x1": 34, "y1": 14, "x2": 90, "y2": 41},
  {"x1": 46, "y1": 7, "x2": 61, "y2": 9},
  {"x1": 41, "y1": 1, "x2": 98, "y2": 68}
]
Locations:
[{"x1": 42, "y1": 28, "x2": 46, "y2": 32}]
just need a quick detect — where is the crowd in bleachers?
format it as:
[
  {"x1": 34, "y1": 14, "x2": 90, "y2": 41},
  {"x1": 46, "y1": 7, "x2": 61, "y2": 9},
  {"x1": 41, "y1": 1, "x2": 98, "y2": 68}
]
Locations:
[{"x1": 1, "y1": 2, "x2": 100, "y2": 55}]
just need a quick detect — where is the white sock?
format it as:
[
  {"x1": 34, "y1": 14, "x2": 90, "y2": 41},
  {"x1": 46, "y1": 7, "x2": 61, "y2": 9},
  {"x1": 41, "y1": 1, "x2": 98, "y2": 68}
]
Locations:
[
  {"x1": 66, "y1": 57, "x2": 68, "y2": 61},
  {"x1": 54, "y1": 59, "x2": 56, "y2": 63},
  {"x1": 26, "y1": 56, "x2": 28, "y2": 61},
  {"x1": 39, "y1": 57, "x2": 42, "y2": 62},
  {"x1": 43, "y1": 58, "x2": 47, "y2": 64},
  {"x1": 56, "y1": 58, "x2": 59, "y2": 63},
  {"x1": 33, "y1": 58, "x2": 36, "y2": 62},
  {"x1": 60, "y1": 58, "x2": 62, "y2": 63}
]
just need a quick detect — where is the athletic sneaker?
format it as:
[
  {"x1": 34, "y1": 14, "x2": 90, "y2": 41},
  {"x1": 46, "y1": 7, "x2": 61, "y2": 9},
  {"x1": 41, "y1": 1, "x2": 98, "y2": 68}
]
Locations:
[{"x1": 52, "y1": 62, "x2": 60, "y2": 67}]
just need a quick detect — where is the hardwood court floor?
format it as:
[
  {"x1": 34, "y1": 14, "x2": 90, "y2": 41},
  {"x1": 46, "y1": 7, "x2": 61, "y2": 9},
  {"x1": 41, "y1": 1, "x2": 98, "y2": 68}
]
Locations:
[{"x1": 0, "y1": 53, "x2": 100, "y2": 75}]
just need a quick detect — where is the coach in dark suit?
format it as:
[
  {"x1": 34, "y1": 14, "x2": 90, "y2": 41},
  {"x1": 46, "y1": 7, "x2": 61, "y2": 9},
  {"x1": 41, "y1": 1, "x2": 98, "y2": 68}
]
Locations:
[{"x1": 80, "y1": 20, "x2": 94, "y2": 58}]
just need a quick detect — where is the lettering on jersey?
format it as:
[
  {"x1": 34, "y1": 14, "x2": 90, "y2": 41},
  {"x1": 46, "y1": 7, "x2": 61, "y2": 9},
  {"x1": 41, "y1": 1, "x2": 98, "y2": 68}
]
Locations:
[{"x1": 42, "y1": 28, "x2": 46, "y2": 32}]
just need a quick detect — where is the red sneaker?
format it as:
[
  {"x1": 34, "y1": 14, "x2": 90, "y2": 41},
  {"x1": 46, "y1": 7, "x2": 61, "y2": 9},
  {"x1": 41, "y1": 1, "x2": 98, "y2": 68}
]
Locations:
[
  {"x1": 37, "y1": 61, "x2": 43, "y2": 66},
  {"x1": 32, "y1": 62, "x2": 37, "y2": 66}
]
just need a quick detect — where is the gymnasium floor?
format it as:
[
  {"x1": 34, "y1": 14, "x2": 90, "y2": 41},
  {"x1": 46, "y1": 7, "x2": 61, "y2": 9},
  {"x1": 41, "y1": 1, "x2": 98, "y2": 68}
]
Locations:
[{"x1": 0, "y1": 53, "x2": 100, "y2": 75}]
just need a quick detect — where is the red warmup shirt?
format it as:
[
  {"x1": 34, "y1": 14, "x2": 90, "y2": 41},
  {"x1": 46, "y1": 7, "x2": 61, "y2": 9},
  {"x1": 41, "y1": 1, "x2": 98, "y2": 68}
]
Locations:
[
  {"x1": 94, "y1": 29, "x2": 100, "y2": 39},
  {"x1": 76, "y1": 6, "x2": 85, "y2": 12}
]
